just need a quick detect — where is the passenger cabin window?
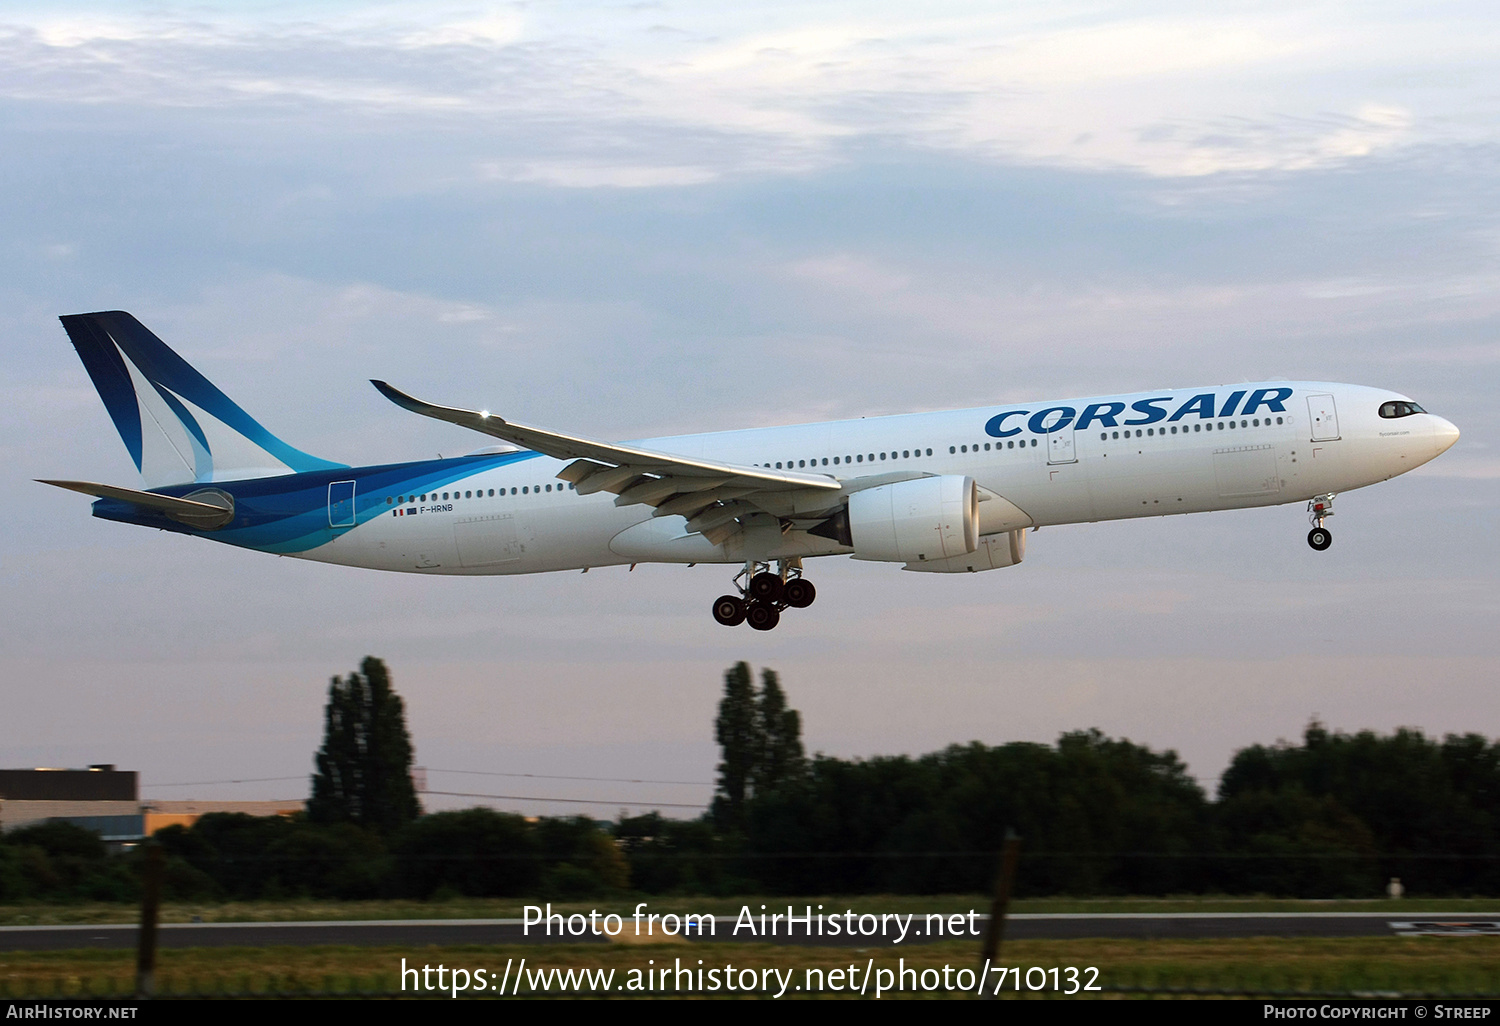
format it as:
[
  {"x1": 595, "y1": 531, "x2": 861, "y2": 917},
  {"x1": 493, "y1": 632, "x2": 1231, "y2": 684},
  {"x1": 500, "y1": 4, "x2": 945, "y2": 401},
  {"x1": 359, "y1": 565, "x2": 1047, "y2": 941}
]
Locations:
[{"x1": 1380, "y1": 401, "x2": 1425, "y2": 418}]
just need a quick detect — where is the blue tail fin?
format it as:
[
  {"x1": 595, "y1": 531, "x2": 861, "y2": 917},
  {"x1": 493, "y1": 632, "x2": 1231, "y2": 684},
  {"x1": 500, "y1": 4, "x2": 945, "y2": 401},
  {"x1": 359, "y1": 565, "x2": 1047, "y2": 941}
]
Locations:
[{"x1": 61, "y1": 311, "x2": 347, "y2": 487}]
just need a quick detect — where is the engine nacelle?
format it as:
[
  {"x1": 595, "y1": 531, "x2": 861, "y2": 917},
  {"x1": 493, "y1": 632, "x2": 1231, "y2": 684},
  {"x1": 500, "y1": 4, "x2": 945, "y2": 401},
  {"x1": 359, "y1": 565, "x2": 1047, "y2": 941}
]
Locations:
[
  {"x1": 848, "y1": 475, "x2": 978, "y2": 564},
  {"x1": 902, "y1": 528, "x2": 1026, "y2": 573}
]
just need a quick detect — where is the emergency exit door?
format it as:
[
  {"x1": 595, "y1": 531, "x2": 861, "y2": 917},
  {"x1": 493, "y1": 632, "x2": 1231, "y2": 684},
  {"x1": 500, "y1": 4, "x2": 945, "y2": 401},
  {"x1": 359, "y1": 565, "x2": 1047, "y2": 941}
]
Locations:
[{"x1": 328, "y1": 480, "x2": 356, "y2": 527}]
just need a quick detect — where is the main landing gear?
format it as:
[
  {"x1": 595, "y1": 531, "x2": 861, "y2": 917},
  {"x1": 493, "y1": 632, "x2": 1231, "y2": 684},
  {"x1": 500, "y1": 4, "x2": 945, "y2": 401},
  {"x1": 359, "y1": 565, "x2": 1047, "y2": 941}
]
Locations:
[
  {"x1": 711, "y1": 559, "x2": 816, "y2": 631},
  {"x1": 1307, "y1": 493, "x2": 1335, "y2": 551}
]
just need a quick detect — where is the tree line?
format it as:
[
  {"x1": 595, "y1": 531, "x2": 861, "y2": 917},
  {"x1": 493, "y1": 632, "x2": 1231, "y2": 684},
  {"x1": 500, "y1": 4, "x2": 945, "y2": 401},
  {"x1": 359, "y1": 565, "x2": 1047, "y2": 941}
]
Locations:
[
  {"x1": 1, "y1": 659, "x2": 1496, "y2": 901},
  {"x1": 692, "y1": 664, "x2": 1500, "y2": 896}
]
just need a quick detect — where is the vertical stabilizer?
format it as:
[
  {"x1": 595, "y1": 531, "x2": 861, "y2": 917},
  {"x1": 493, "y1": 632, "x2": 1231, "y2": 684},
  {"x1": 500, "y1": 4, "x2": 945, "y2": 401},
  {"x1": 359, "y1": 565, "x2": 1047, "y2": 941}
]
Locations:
[{"x1": 61, "y1": 311, "x2": 347, "y2": 487}]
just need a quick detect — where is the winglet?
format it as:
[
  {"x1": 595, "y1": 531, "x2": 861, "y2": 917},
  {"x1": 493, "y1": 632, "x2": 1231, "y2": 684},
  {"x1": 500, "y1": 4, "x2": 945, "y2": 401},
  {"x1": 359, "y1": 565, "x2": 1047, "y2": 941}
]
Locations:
[
  {"x1": 370, "y1": 379, "x2": 513, "y2": 439},
  {"x1": 369, "y1": 379, "x2": 430, "y2": 416}
]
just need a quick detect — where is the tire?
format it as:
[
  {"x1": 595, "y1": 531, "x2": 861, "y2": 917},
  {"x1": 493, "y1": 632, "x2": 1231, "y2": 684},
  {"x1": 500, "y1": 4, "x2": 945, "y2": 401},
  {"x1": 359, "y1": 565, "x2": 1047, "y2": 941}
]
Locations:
[
  {"x1": 712, "y1": 594, "x2": 747, "y2": 626},
  {"x1": 1307, "y1": 527, "x2": 1332, "y2": 551},
  {"x1": 748, "y1": 571, "x2": 784, "y2": 603},
  {"x1": 783, "y1": 578, "x2": 816, "y2": 608},
  {"x1": 746, "y1": 602, "x2": 781, "y2": 631}
]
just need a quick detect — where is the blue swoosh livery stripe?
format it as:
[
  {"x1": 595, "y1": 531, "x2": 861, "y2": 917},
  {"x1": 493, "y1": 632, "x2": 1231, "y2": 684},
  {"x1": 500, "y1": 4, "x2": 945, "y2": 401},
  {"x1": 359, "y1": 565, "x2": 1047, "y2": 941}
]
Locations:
[{"x1": 89, "y1": 451, "x2": 542, "y2": 554}]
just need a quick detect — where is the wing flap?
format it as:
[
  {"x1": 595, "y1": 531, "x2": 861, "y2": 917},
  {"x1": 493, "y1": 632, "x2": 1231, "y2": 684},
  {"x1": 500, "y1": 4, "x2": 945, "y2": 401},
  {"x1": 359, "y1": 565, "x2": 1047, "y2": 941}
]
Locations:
[{"x1": 575, "y1": 466, "x2": 650, "y2": 496}]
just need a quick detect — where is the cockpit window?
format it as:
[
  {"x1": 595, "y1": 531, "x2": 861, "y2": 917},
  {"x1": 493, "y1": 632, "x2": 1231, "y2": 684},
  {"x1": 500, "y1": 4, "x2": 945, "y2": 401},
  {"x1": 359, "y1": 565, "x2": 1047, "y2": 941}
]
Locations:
[{"x1": 1379, "y1": 401, "x2": 1426, "y2": 418}]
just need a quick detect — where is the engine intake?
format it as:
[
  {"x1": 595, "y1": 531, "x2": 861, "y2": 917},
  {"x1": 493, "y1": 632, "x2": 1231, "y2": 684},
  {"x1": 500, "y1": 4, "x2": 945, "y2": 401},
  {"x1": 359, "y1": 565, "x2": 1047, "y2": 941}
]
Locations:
[{"x1": 847, "y1": 475, "x2": 978, "y2": 563}]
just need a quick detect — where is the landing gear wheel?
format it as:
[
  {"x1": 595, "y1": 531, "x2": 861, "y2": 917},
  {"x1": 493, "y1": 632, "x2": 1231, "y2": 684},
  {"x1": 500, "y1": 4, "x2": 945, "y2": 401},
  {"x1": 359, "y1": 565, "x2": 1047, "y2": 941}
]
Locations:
[
  {"x1": 1307, "y1": 527, "x2": 1332, "y2": 551},
  {"x1": 748, "y1": 572, "x2": 785, "y2": 603},
  {"x1": 712, "y1": 594, "x2": 747, "y2": 627},
  {"x1": 783, "y1": 578, "x2": 816, "y2": 608},
  {"x1": 746, "y1": 602, "x2": 781, "y2": 631}
]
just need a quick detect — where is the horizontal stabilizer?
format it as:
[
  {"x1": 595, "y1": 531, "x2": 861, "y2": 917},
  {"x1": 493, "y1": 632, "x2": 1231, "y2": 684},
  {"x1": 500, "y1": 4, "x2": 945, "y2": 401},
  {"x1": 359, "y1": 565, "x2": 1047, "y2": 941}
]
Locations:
[{"x1": 38, "y1": 479, "x2": 234, "y2": 529}]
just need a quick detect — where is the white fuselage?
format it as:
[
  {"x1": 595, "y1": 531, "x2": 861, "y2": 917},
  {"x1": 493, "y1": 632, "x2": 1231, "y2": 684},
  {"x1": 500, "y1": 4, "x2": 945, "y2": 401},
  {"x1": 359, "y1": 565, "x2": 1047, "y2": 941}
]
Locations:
[{"x1": 302, "y1": 381, "x2": 1458, "y2": 576}]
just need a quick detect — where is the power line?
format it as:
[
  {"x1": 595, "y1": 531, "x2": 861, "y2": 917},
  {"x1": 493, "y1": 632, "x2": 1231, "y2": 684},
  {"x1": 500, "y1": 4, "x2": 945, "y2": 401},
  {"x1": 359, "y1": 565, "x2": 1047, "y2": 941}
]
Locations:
[
  {"x1": 142, "y1": 775, "x2": 306, "y2": 788},
  {"x1": 420, "y1": 789, "x2": 709, "y2": 810},
  {"x1": 143, "y1": 768, "x2": 715, "y2": 789},
  {"x1": 425, "y1": 767, "x2": 712, "y2": 787}
]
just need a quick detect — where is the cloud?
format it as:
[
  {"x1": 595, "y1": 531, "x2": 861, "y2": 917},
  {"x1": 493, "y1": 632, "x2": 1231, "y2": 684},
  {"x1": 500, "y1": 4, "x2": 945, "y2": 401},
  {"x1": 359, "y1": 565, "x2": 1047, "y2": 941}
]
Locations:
[{"x1": 0, "y1": 4, "x2": 1484, "y2": 180}]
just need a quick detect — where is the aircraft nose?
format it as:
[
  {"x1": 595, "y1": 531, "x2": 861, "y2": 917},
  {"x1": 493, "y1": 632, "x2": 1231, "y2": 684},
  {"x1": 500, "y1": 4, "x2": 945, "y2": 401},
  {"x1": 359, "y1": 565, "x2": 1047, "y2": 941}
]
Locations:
[{"x1": 1432, "y1": 416, "x2": 1460, "y2": 456}]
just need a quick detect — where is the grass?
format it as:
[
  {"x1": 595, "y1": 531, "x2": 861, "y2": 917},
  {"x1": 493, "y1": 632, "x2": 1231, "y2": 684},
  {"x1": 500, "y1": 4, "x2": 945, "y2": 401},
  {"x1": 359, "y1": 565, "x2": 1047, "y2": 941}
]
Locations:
[
  {"x1": 1, "y1": 937, "x2": 1498, "y2": 999},
  {"x1": 3, "y1": 894, "x2": 1499, "y2": 926}
]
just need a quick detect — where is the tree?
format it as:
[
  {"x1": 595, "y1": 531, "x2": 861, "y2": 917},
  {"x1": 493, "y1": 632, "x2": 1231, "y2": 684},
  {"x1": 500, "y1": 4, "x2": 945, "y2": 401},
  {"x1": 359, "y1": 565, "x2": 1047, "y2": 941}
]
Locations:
[
  {"x1": 713, "y1": 661, "x2": 759, "y2": 829},
  {"x1": 308, "y1": 656, "x2": 421, "y2": 834},
  {"x1": 713, "y1": 663, "x2": 807, "y2": 829},
  {"x1": 755, "y1": 668, "x2": 804, "y2": 794}
]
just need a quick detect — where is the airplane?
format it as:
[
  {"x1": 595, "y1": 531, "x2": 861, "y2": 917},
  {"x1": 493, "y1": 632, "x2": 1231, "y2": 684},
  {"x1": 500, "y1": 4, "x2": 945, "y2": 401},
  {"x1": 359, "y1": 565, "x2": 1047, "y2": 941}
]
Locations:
[{"x1": 42, "y1": 311, "x2": 1460, "y2": 631}]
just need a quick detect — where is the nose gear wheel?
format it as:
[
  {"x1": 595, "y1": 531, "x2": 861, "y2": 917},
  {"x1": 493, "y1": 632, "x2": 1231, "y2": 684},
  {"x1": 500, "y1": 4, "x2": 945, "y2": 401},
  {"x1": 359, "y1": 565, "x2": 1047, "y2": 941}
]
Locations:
[{"x1": 1306, "y1": 493, "x2": 1336, "y2": 551}]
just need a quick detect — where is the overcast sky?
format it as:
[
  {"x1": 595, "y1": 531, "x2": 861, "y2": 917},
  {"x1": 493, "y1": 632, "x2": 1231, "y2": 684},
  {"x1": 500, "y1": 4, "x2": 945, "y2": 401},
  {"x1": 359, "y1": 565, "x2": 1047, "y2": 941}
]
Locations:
[{"x1": 2, "y1": 1, "x2": 1496, "y2": 818}]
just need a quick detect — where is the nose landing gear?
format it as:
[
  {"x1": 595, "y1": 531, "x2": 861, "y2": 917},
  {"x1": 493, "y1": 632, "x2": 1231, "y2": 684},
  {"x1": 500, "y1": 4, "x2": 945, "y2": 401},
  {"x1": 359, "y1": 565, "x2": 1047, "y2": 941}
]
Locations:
[
  {"x1": 711, "y1": 559, "x2": 815, "y2": 630},
  {"x1": 1307, "y1": 493, "x2": 1335, "y2": 551}
]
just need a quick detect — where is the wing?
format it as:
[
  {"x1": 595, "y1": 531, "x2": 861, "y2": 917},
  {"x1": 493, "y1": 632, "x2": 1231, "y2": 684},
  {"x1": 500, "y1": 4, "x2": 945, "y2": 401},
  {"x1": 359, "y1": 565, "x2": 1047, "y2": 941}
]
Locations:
[{"x1": 370, "y1": 381, "x2": 844, "y2": 544}]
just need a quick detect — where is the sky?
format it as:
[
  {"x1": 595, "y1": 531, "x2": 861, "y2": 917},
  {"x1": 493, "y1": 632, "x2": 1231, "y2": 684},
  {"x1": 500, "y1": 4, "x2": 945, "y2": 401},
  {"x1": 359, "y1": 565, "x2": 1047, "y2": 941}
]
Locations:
[{"x1": 1, "y1": 1, "x2": 1496, "y2": 819}]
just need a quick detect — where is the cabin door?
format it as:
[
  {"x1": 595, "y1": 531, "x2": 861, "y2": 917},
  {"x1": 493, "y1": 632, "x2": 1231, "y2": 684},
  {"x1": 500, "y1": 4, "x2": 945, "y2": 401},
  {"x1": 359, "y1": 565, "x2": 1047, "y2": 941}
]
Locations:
[
  {"x1": 1047, "y1": 421, "x2": 1077, "y2": 464},
  {"x1": 1307, "y1": 394, "x2": 1340, "y2": 441}
]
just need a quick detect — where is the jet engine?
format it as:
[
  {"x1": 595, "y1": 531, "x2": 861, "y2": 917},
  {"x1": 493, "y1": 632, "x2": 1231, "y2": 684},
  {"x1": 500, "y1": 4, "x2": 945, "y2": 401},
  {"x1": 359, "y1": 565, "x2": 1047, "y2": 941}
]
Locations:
[{"x1": 847, "y1": 475, "x2": 978, "y2": 564}]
